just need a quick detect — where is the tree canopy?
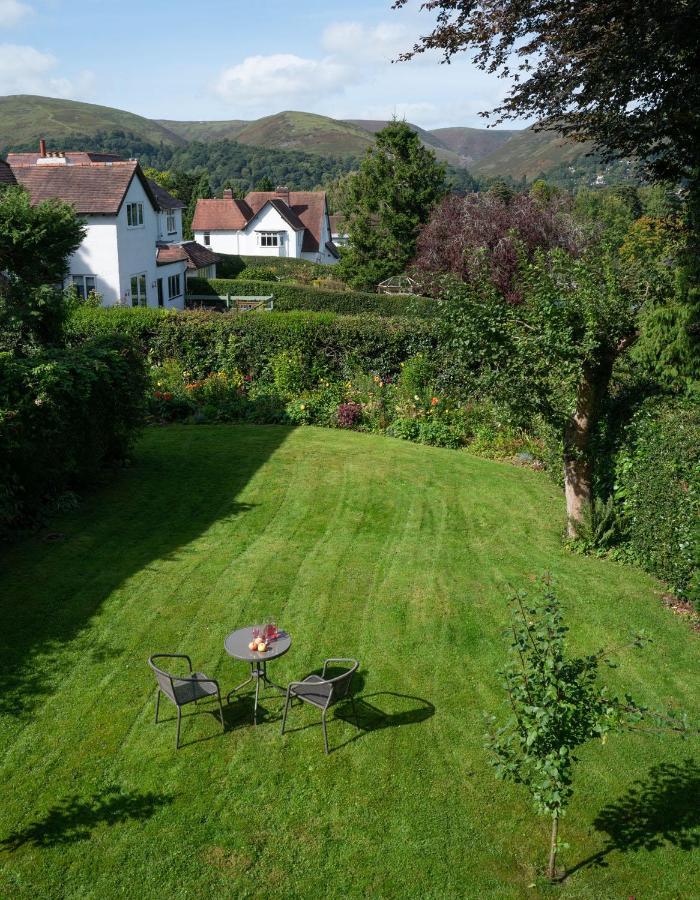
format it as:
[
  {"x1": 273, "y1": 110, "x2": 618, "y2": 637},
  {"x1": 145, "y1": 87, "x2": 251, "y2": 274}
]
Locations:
[
  {"x1": 337, "y1": 120, "x2": 447, "y2": 290},
  {"x1": 394, "y1": 0, "x2": 700, "y2": 184},
  {"x1": 0, "y1": 185, "x2": 85, "y2": 352}
]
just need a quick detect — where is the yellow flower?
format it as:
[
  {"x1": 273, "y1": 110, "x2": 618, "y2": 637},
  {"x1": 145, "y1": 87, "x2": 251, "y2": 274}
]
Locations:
[{"x1": 300, "y1": 404, "x2": 306, "y2": 410}]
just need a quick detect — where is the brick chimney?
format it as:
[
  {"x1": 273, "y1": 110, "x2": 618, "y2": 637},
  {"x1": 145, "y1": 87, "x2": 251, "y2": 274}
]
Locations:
[
  {"x1": 274, "y1": 186, "x2": 290, "y2": 205},
  {"x1": 223, "y1": 188, "x2": 233, "y2": 200},
  {"x1": 39, "y1": 138, "x2": 47, "y2": 158}
]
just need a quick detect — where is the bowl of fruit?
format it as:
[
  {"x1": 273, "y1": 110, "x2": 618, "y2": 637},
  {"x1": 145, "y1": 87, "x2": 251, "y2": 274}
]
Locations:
[{"x1": 248, "y1": 622, "x2": 278, "y2": 653}]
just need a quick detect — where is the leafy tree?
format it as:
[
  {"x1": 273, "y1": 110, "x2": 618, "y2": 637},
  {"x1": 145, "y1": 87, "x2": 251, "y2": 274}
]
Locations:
[
  {"x1": 0, "y1": 186, "x2": 85, "y2": 287},
  {"x1": 487, "y1": 179, "x2": 514, "y2": 204},
  {"x1": 142, "y1": 167, "x2": 177, "y2": 194},
  {"x1": 394, "y1": 0, "x2": 699, "y2": 186},
  {"x1": 254, "y1": 175, "x2": 274, "y2": 192},
  {"x1": 486, "y1": 574, "x2": 688, "y2": 880},
  {"x1": 0, "y1": 186, "x2": 85, "y2": 351},
  {"x1": 184, "y1": 172, "x2": 212, "y2": 239},
  {"x1": 434, "y1": 246, "x2": 648, "y2": 534},
  {"x1": 337, "y1": 120, "x2": 447, "y2": 290},
  {"x1": 395, "y1": 0, "x2": 700, "y2": 394}
]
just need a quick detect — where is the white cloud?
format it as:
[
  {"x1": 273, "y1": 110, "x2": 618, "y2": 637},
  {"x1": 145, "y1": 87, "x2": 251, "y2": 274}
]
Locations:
[
  {"x1": 321, "y1": 21, "x2": 410, "y2": 65},
  {"x1": 0, "y1": 0, "x2": 33, "y2": 28},
  {"x1": 0, "y1": 43, "x2": 94, "y2": 97},
  {"x1": 214, "y1": 53, "x2": 350, "y2": 106}
]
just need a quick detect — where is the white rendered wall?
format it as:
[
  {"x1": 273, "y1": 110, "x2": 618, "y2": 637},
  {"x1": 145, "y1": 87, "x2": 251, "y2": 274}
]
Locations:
[
  {"x1": 115, "y1": 177, "x2": 184, "y2": 307},
  {"x1": 157, "y1": 207, "x2": 183, "y2": 242},
  {"x1": 66, "y1": 216, "x2": 120, "y2": 303}
]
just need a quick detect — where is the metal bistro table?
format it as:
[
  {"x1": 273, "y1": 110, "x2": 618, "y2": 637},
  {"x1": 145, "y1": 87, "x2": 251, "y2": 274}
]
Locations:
[{"x1": 224, "y1": 626, "x2": 292, "y2": 724}]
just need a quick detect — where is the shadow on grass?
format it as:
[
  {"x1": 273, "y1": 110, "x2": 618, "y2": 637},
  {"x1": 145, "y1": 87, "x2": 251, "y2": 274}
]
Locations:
[
  {"x1": 281, "y1": 688, "x2": 435, "y2": 752},
  {"x1": 566, "y1": 759, "x2": 700, "y2": 877},
  {"x1": 0, "y1": 786, "x2": 173, "y2": 851},
  {"x1": 341, "y1": 691, "x2": 436, "y2": 732},
  {"x1": 0, "y1": 425, "x2": 294, "y2": 718}
]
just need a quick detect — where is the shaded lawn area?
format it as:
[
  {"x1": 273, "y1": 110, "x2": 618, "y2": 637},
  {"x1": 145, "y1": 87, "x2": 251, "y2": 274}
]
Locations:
[{"x1": 0, "y1": 425, "x2": 698, "y2": 899}]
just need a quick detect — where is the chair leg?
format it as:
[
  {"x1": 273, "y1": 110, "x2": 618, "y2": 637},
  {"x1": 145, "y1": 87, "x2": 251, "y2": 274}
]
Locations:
[
  {"x1": 155, "y1": 689, "x2": 161, "y2": 724},
  {"x1": 322, "y1": 709, "x2": 329, "y2": 755},
  {"x1": 217, "y1": 691, "x2": 225, "y2": 733},
  {"x1": 176, "y1": 706, "x2": 182, "y2": 750},
  {"x1": 281, "y1": 692, "x2": 291, "y2": 735}
]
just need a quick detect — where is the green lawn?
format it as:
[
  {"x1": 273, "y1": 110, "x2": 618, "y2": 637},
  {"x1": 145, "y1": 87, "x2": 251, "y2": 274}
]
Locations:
[{"x1": 0, "y1": 425, "x2": 697, "y2": 899}]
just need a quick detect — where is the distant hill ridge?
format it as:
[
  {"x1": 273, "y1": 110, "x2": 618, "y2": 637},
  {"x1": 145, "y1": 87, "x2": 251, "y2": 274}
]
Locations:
[{"x1": 1, "y1": 94, "x2": 609, "y2": 184}]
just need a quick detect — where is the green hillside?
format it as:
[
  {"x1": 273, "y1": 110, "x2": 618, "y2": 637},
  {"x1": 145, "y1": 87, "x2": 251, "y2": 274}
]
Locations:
[
  {"x1": 0, "y1": 95, "x2": 630, "y2": 186},
  {"x1": 155, "y1": 118, "x2": 250, "y2": 142},
  {"x1": 233, "y1": 111, "x2": 375, "y2": 157},
  {"x1": 347, "y1": 118, "x2": 468, "y2": 168},
  {"x1": 430, "y1": 126, "x2": 518, "y2": 163},
  {"x1": 0, "y1": 95, "x2": 185, "y2": 150},
  {"x1": 470, "y1": 126, "x2": 595, "y2": 180}
]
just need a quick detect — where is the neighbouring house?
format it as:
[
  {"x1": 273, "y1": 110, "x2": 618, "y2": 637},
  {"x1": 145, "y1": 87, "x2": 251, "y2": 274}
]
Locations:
[
  {"x1": 329, "y1": 214, "x2": 349, "y2": 248},
  {"x1": 6, "y1": 143, "x2": 218, "y2": 308},
  {"x1": 0, "y1": 159, "x2": 17, "y2": 186},
  {"x1": 192, "y1": 187, "x2": 339, "y2": 264}
]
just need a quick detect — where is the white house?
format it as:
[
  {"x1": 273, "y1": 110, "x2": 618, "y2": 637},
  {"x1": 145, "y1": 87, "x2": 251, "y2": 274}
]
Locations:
[
  {"x1": 192, "y1": 187, "x2": 339, "y2": 264},
  {"x1": 329, "y1": 214, "x2": 349, "y2": 247},
  {"x1": 7, "y1": 145, "x2": 218, "y2": 309}
]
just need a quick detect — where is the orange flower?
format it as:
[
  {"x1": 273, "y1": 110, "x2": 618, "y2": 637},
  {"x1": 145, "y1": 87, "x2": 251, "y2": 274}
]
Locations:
[{"x1": 431, "y1": 397, "x2": 439, "y2": 406}]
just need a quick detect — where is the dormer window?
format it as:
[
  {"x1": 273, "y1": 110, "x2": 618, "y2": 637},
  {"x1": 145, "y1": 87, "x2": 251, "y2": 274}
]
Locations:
[
  {"x1": 166, "y1": 209, "x2": 176, "y2": 234},
  {"x1": 259, "y1": 232, "x2": 280, "y2": 247},
  {"x1": 126, "y1": 202, "x2": 144, "y2": 227}
]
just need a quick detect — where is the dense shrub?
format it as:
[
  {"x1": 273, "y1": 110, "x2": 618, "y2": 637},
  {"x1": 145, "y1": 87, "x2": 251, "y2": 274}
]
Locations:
[
  {"x1": 613, "y1": 397, "x2": 699, "y2": 599},
  {"x1": 216, "y1": 254, "x2": 326, "y2": 281},
  {"x1": 66, "y1": 308, "x2": 436, "y2": 382},
  {"x1": 187, "y1": 278, "x2": 437, "y2": 317},
  {"x1": 0, "y1": 335, "x2": 147, "y2": 535}
]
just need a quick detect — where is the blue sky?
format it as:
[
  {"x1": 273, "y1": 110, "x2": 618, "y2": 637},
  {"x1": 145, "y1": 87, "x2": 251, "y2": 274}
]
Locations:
[{"x1": 0, "y1": 0, "x2": 524, "y2": 129}]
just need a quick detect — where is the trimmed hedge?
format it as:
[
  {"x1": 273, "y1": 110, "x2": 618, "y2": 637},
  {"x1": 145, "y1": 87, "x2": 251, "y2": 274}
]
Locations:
[
  {"x1": 216, "y1": 254, "x2": 325, "y2": 280},
  {"x1": 66, "y1": 308, "x2": 437, "y2": 380},
  {"x1": 614, "y1": 396, "x2": 699, "y2": 600},
  {"x1": 0, "y1": 335, "x2": 147, "y2": 535},
  {"x1": 186, "y1": 277, "x2": 437, "y2": 318}
]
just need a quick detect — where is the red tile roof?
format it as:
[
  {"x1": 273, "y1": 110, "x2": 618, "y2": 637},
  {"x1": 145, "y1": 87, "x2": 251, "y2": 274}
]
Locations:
[
  {"x1": 0, "y1": 160, "x2": 16, "y2": 185},
  {"x1": 181, "y1": 241, "x2": 220, "y2": 270},
  {"x1": 191, "y1": 198, "x2": 252, "y2": 231},
  {"x1": 156, "y1": 243, "x2": 189, "y2": 265},
  {"x1": 7, "y1": 151, "x2": 126, "y2": 166},
  {"x1": 11, "y1": 161, "x2": 157, "y2": 215},
  {"x1": 156, "y1": 241, "x2": 220, "y2": 270}
]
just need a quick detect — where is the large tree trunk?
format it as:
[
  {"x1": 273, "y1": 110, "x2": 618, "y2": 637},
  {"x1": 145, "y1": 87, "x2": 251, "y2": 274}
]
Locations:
[{"x1": 563, "y1": 361, "x2": 613, "y2": 538}]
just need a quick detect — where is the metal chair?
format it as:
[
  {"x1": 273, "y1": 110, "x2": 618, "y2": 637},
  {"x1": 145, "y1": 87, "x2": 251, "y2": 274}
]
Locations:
[
  {"x1": 148, "y1": 653, "x2": 225, "y2": 749},
  {"x1": 281, "y1": 658, "x2": 359, "y2": 754}
]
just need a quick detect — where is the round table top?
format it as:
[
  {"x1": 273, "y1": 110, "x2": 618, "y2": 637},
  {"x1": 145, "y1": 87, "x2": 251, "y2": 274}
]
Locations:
[{"x1": 224, "y1": 626, "x2": 292, "y2": 663}]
